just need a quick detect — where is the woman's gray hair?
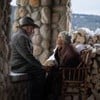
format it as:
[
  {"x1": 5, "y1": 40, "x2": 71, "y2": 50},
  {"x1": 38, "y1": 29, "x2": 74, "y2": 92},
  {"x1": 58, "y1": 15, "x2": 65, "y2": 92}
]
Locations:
[{"x1": 59, "y1": 31, "x2": 71, "y2": 44}]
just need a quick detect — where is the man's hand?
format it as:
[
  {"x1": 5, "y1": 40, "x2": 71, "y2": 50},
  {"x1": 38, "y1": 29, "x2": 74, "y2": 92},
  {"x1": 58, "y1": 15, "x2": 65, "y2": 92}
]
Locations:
[{"x1": 42, "y1": 60, "x2": 55, "y2": 71}]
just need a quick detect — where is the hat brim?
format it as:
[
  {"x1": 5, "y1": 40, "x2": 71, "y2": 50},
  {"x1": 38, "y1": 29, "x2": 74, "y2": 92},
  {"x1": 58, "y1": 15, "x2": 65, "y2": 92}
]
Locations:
[
  {"x1": 20, "y1": 23, "x2": 39, "y2": 28},
  {"x1": 31, "y1": 23, "x2": 40, "y2": 28}
]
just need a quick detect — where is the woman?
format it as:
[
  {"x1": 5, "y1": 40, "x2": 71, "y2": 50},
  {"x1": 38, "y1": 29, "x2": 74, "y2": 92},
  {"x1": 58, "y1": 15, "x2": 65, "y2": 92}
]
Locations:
[
  {"x1": 44, "y1": 31, "x2": 81, "y2": 100},
  {"x1": 55, "y1": 31, "x2": 81, "y2": 67}
]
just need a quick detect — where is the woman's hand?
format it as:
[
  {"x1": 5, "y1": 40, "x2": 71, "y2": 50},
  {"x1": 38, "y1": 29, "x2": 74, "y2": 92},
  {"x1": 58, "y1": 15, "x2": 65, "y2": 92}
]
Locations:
[{"x1": 42, "y1": 60, "x2": 55, "y2": 71}]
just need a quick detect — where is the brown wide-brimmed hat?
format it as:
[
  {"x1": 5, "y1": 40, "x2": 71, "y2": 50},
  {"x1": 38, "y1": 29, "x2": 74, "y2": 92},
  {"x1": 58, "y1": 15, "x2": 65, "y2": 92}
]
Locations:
[{"x1": 19, "y1": 17, "x2": 39, "y2": 28}]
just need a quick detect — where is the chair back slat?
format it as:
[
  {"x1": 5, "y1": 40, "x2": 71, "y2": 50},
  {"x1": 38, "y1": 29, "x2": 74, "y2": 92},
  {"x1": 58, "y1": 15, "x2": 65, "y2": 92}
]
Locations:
[{"x1": 61, "y1": 49, "x2": 91, "y2": 99}]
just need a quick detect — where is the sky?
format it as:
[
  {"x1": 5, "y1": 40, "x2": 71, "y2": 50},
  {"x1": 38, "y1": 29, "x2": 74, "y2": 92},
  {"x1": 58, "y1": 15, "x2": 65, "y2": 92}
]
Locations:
[
  {"x1": 71, "y1": 0, "x2": 100, "y2": 15},
  {"x1": 10, "y1": 0, "x2": 17, "y2": 6}
]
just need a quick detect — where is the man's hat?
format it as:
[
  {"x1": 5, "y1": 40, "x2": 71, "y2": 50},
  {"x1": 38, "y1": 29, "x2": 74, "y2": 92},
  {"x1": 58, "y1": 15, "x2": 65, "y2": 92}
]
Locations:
[{"x1": 19, "y1": 17, "x2": 39, "y2": 28}]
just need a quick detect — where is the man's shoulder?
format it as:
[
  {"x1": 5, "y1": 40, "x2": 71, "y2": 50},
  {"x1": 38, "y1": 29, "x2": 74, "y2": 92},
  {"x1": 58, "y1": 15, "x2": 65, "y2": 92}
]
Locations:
[{"x1": 12, "y1": 30, "x2": 28, "y2": 40}]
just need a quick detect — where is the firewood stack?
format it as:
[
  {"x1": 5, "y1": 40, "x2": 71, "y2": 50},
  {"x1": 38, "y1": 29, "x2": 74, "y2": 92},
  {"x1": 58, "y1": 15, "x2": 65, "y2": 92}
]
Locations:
[{"x1": 72, "y1": 28, "x2": 100, "y2": 99}]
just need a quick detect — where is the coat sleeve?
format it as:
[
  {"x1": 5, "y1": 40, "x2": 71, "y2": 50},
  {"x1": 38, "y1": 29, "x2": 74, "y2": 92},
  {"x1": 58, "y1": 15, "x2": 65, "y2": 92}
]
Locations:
[{"x1": 15, "y1": 35, "x2": 43, "y2": 69}]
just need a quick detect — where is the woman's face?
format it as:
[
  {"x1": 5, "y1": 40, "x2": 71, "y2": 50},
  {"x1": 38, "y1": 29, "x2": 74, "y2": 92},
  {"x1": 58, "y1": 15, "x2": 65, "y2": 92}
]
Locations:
[{"x1": 56, "y1": 34, "x2": 65, "y2": 47}]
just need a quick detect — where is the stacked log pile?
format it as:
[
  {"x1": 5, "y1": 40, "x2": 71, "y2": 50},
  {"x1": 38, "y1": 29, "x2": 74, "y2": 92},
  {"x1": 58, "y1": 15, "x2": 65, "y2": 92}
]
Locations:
[{"x1": 72, "y1": 28, "x2": 100, "y2": 100}]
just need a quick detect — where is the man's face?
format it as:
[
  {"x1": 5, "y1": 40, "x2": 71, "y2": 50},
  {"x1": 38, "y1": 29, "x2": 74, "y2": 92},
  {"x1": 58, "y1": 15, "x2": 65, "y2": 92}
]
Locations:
[
  {"x1": 27, "y1": 26, "x2": 35, "y2": 36},
  {"x1": 28, "y1": 26, "x2": 34, "y2": 32}
]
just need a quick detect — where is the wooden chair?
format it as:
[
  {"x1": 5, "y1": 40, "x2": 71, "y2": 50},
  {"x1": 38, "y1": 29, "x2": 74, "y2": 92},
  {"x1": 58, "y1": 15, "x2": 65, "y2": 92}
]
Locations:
[{"x1": 60, "y1": 49, "x2": 91, "y2": 100}]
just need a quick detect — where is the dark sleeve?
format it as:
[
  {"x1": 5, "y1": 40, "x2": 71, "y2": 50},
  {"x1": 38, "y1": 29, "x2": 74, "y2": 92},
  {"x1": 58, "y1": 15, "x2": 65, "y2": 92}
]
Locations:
[
  {"x1": 15, "y1": 35, "x2": 42, "y2": 69},
  {"x1": 54, "y1": 48, "x2": 60, "y2": 65}
]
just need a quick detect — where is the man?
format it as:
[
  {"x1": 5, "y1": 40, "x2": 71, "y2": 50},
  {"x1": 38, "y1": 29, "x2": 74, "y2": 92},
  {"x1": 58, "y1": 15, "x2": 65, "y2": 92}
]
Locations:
[{"x1": 10, "y1": 17, "x2": 45, "y2": 100}]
